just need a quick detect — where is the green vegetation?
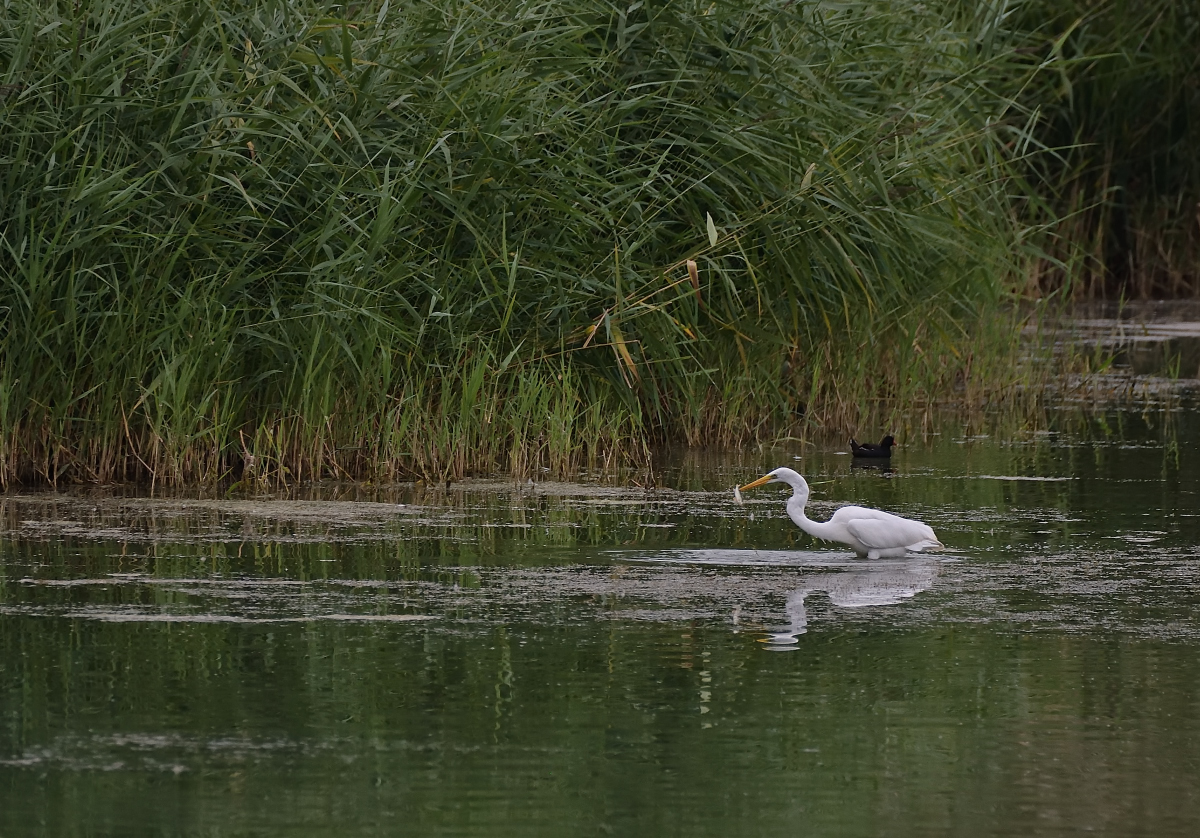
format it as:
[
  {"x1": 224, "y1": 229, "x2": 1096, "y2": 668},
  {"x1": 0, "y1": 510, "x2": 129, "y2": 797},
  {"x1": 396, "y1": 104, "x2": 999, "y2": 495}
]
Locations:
[
  {"x1": 0, "y1": 0, "x2": 1191, "y2": 486},
  {"x1": 1020, "y1": 0, "x2": 1200, "y2": 297}
]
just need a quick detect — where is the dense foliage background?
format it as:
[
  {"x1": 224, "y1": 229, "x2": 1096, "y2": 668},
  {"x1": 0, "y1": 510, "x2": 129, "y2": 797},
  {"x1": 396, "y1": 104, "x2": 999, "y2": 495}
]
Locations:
[
  {"x1": 1019, "y1": 0, "x2": 1199, "y2": 297},
  {"x1": 0, "y1": 0, "x2": 1194, "y2": 484}
]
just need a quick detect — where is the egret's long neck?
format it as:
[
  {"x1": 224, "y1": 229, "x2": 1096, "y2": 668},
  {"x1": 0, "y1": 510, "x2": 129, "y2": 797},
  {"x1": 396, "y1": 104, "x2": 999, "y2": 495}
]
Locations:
[{"x1": 785, "y1": 485, "x2": 837, "y2": 540}]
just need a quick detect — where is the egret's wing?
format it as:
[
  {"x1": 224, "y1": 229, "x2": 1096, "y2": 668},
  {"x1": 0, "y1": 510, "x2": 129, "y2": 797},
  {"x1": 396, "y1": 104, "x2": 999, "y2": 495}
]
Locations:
[
  {"x1": 905, "y1": 539, "x2": 944, "y2": 552},
  {"x1": 828, "y1": 505, "x2": 890, "y2": 524},
  {"x1": 844, "y1": 516, "x2": 939, "y2": 550}
]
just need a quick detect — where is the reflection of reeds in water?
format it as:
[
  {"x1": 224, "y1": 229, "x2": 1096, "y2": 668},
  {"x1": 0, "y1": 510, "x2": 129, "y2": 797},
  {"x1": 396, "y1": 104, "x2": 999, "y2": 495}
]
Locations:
[{"x1": 1019, "y1": 300, "x2": 1200, "y2": 417}]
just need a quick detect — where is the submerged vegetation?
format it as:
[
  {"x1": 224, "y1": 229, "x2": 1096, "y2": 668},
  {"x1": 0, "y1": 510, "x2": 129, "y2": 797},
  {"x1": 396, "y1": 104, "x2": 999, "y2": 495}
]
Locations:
[{"x1": 0, "y1": 0, "x2": 1192, "y2": 486}]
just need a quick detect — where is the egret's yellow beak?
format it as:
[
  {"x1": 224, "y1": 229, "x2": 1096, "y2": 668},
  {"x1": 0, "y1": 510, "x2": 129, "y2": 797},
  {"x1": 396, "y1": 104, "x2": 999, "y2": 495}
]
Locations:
[{"x1": 739, "y1": 474, "x2": 774, "y2": 492}]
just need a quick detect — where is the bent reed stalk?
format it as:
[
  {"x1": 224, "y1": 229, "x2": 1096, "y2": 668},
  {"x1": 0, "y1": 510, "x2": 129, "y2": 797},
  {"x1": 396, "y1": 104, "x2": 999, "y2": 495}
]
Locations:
[{"x1": 1, "y1": 0, "x2": 1033, "y2": 487}]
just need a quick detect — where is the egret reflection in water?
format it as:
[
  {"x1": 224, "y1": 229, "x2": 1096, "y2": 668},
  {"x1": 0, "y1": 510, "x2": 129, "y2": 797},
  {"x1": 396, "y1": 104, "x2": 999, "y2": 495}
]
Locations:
[{"x1": 763, "y1": 560, "x2": 939, "y2": 649}]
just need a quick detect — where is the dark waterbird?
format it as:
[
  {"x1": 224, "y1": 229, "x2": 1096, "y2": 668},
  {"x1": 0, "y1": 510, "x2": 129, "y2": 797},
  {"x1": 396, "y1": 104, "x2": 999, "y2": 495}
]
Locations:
[{"x1": 850, "y1": 435, "x2": 896, "y2": 459}]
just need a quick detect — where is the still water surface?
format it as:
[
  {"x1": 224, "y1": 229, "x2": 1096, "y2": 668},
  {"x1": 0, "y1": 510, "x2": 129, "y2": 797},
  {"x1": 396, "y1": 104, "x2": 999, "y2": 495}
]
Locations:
[{"x1": 3, "y1": 410, "x2": 1200, "y2": 836}]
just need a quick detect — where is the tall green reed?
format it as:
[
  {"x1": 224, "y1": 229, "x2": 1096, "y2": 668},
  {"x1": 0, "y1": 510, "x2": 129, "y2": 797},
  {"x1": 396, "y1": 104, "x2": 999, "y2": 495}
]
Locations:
[
  {"x1": 1015, "y1": 0, "x2": 1200, "y2": 298},
  {"x1": 0, "y1": 0, "x2": 1033, "y2": 486}
]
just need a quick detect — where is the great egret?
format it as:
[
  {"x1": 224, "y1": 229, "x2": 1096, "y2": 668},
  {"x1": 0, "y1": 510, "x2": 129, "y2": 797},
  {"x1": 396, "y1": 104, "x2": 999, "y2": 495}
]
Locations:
[
  {"x1": 850, "y1": 435, "x2": 895, "y2": 458},
  {"x1": 737, "y1": 467, "x2": 943, "y2": 559}
]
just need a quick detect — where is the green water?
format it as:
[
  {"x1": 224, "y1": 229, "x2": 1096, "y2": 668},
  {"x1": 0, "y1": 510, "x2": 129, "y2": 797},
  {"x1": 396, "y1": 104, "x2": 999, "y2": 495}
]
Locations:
[{"x1": 3, "y1": 411, "x2": 1200, "y2": 837}]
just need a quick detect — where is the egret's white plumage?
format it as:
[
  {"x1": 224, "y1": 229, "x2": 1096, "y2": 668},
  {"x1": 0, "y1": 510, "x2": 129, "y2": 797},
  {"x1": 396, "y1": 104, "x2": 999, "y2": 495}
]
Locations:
[{"x1": 738, "y1": 467, "x2": 943, "y2": 559}]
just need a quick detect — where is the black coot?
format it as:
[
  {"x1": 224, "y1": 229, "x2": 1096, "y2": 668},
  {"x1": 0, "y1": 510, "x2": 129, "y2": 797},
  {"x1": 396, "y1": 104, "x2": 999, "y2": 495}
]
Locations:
[{"x1": 850, "y1": 435, "x2": 895, "y2": 459}]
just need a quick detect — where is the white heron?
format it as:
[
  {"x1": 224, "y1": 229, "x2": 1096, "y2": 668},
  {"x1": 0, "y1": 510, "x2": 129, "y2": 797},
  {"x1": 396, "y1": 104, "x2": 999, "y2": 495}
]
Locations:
[{"x1": 737, "y1": 467, "x2": 943, "y2": 559}]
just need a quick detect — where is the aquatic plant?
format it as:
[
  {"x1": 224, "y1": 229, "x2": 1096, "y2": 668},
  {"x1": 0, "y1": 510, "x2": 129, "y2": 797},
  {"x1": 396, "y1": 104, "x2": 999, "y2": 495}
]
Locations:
[{"x1": 0, "y1": 0, "x2": 1032, "y2": 485}]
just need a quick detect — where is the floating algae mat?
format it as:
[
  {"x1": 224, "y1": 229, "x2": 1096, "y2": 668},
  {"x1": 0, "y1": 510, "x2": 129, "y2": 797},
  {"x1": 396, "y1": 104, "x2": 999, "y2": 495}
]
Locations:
[{"x1": 4, "y1": 411, "x2": 1200, "y2": 836}]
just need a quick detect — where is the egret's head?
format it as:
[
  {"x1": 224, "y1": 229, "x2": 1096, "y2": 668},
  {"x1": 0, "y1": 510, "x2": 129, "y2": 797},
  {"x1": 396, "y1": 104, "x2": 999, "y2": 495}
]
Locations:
[{"x1": 739, "y1": 467, "x2": 807, "y2": 493}]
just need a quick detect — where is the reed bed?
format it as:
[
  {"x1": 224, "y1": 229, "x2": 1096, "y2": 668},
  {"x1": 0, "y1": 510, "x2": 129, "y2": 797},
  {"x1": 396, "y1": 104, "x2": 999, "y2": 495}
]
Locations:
[
  {"x1": 1, "y1": 0, "x2": 1038, "y2": 486},
  {"x1": 1017, "y1": 0, "x2": 1200, "y2": 298}
]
